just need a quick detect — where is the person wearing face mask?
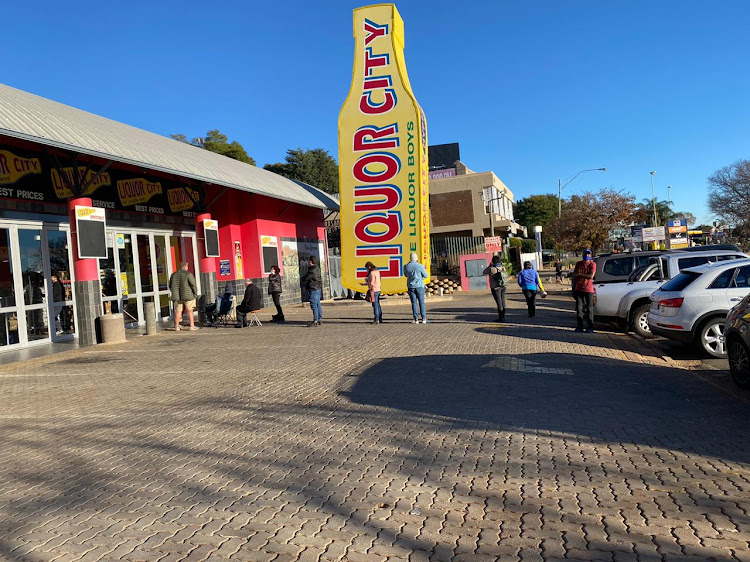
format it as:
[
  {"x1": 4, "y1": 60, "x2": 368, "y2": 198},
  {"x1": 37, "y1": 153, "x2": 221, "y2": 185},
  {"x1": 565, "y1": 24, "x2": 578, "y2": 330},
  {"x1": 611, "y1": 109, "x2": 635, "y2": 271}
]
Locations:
[{"x1": 572, "y1": 249, "x2": 597, "y2": 333}]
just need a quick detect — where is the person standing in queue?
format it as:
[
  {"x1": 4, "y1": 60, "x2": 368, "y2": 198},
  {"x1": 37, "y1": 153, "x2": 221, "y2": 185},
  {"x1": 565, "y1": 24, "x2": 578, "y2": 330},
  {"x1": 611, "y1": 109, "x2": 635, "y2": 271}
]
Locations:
[
  {"x1": 362, "y1": 261, "x2": 382, "y2": 324},
  {"x1": 268, "y1": 265, "x2": 284, "y2": 323},
  {"x1": 517, "y1": 261, "x2": 545, "y2": 318},
  {"x1": 50, "y1": 274, "x2": 68, "y2": 334},
  {"x1": 483, "y1": 256, "x2": 509, "y2": 322},
  {"x1": 403, "y1": 252, "x2": 428, "y2": 324},
  {"x1": 302, "y1": 256, "x2": 323, "y2": 327},
  {"x1": 169, "y1": 262, "x2": 198, "y2": 331},
  {"x1": 572, "y1": 249, "x2": 597, "y2": 333}
]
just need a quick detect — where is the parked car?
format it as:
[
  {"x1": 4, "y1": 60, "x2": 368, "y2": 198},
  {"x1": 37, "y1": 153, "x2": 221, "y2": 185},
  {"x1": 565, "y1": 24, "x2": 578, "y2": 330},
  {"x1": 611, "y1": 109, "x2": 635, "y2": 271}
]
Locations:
[
  {"x1": 647, "y1": 259, "x2": 750, "y2": 357},
  {"x1": 593, "y1": 244, "x2": 743, "y2": 284},
  {"x1": 594, "y1": 250, "x2": 748, "y2": 337},
  {"x1": 725, "y1": 294, "x2": 750, "y2": 388},
  {"x1": 593, "y1": 250, "x2": 666, "y2": 284}
]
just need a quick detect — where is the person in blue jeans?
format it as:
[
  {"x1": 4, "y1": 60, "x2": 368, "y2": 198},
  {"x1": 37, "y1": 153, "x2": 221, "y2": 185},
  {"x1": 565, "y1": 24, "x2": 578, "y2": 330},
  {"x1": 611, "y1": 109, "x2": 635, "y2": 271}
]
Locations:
[
  {"x1": 301, "y1": 256, "x2": 323, "y2": 327},
  {"x1": 517, "y1": 261, "x2": 545, "y2": 318},
  {"x1": 403, "y1": 252, "x2": 428, "y2": 324}
]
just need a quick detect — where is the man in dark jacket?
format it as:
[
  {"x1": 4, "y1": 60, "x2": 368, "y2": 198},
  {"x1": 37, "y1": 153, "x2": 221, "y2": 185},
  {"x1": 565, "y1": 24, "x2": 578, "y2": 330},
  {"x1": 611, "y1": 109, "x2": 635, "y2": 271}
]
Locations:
[
  {"x1": 235, "y1": 279, "x2": 262, "y2": 328},
  {"x1": 301, "y1": 256, "x2": 323, "y2": 327},
  {"x1": 482, "y1": 256, "x2": 509, "y2": 322},
  {"x1": 169, "y1": 262, "x2": 198, "y2": 331},
  {"x1": 50, "y1": 274, "x2": 69, "y2": 333}
]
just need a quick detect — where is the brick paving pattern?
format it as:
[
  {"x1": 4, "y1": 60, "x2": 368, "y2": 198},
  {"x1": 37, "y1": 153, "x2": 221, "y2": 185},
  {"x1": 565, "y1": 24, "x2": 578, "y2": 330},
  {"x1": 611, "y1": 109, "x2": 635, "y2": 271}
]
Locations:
[{"x1": 0, "y1": 287, "x2": 749, "y2": 561}]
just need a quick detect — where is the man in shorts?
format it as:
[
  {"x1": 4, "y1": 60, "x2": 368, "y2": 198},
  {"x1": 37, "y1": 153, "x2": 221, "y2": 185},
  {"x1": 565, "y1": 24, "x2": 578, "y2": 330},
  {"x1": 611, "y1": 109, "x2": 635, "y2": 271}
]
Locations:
[{"x1": 169, "y1": 261, "x2": 198, "y2": 331}]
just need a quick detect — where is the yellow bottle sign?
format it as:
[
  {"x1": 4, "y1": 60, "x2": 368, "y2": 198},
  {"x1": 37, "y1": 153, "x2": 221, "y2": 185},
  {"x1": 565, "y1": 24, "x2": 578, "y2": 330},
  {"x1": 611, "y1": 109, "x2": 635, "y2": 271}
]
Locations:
[{"x1": 338, "y1": 4, "x2": 430, "y2": 294}]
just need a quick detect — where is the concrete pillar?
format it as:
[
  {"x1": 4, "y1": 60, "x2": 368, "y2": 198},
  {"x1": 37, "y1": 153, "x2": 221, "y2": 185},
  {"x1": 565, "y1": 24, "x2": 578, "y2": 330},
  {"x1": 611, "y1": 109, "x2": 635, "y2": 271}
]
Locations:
[
  {"x1": 144, "y1": 301, "x2": 157, "y2": 335},
  {"x1": 100, "y1": 313, "x2": 126, "y2": 343},
  {"x1": 196, "y1": 213, "x2": 217, "y2": 325},
  {"x1": 69, "y1": 197, "x2": 102, "y2": 347}
]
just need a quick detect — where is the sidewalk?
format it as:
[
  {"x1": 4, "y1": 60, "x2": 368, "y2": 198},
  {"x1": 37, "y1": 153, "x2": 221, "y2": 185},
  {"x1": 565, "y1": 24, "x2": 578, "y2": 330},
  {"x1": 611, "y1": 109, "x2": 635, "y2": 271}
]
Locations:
[{"x1": 0, "y1": 289, "x2": 748, "y2": 561}]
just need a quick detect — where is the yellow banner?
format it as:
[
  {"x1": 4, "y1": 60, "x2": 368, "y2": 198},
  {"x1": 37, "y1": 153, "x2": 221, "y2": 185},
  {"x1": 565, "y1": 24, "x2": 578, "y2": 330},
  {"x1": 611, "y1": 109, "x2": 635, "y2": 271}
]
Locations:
[
  {"x1": 338, "y1": 4, "x2": 430, "y2": 294},
  {"x1": 51, "y1": 167, "x2": 111, "y2": 198},
  {"x1": 116, "y1": 178, "x2": 162, "y2": 206},
  {"x1": 0, "y1": 150, "x2": 42, "y2": 185},
  {"x1": 167, "y1": 187, "x2": 198, "y2": 212}
]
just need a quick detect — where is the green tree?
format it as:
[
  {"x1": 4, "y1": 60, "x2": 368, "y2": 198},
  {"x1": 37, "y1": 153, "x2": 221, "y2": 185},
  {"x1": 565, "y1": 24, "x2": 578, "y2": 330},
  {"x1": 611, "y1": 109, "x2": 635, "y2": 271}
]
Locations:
[
  {"x1": 264, "y1": 148, "x2": 339, "y2": 194},
  {"x1": 513, "y1": 194, "x2": 559, "y2": 230},
  {"x1": 170, "y1": 129, "x2": 256, "y2": 166}
]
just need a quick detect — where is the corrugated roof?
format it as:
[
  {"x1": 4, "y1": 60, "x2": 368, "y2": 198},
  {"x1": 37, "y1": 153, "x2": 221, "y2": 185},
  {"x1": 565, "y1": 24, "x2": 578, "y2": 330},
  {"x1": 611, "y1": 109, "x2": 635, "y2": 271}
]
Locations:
[{"x1": 0, "y1": 83, "x2": 338, "y2": 210}]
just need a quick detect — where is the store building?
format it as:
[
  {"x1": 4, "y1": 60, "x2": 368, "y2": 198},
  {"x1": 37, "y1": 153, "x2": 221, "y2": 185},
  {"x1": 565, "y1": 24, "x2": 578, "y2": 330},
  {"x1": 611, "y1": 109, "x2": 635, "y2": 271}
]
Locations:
[{"x1": 0, "y1": 84, "x2": 337, "y2": 352}]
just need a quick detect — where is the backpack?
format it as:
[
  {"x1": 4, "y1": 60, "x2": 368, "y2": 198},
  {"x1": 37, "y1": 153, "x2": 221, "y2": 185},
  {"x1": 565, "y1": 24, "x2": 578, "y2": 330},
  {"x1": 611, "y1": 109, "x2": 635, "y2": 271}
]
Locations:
[{"x1": 494, "y1": 267, "x2": 509, "y2": 287}]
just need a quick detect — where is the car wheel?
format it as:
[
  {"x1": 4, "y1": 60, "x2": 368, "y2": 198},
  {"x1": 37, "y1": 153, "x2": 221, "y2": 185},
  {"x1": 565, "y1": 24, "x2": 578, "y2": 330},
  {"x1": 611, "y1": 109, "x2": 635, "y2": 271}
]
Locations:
[
  {"x1": 630, "y1": 303, "x2": 654, "y2": 339},
  {"x1": 728, "y1": 336, "x2": 750, "y2": 388},
  {"x1": 698, "y1": 317, "x2": 727, "y2": 358}
]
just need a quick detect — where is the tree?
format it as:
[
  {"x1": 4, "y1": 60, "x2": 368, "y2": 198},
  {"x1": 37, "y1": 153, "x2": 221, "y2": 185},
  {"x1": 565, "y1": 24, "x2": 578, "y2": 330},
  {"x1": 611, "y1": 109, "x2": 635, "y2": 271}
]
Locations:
[
  {"x1": 170, "y1": 129, "x2": 256, "y2": 165},
  {"x1": 546, "y1": 189, "x2": 636, "y2": 253},
  {"x1": 264, "y1": 148, "x2": 339, "y2": 194},
  {"x1": 707, "y1": 159, "x2": 750, "y2": 227},
  {"x1": 633, "y1": 199, "x2": 696, "y2": 227},
  {"x1": 513, "y1": 194, "x2": 559, "y2": 248},
  {"x1": 514, "y1": 194, "x2": 559, "y2": 230}
]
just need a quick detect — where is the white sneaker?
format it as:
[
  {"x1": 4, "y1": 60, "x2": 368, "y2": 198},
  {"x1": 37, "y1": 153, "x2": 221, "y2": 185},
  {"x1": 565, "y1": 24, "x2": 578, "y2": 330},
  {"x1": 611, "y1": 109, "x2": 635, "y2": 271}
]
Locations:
[
  {"x1": 412, "y1": 319, "x2": 419, "y2": 324},
  {"x1": 422, "y1": 318, "x2": 429, "y2": 324}
]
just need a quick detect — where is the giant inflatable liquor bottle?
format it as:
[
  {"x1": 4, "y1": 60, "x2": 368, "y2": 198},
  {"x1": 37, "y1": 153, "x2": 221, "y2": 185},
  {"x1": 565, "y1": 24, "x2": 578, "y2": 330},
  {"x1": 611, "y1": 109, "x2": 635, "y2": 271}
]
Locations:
[{"x1": 338, "y1": 4, "x2": 430, "y2": 294}]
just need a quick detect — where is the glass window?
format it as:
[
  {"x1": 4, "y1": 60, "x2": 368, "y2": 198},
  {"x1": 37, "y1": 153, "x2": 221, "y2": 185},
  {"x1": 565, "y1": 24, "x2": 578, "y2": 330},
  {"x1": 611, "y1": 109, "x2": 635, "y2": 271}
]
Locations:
[
  {"x1": 709, "y1": 269, "x2": 736, "y2": 289},
  {"x1": 26, "y1": 309, "x2": 48, "y2": 341},
  {"x1": 717, "y1": 254, "x2": 744, "y2": 261},
  {"x1": 100, "y1": 247, "x2": 118, "y2": 297},
  {"x1": 47, "y1": 230, "x2": 71, "y2": 297},
  {"x1": 52, "y1": 304, "x2": 75, "y2": 335},
  {"x1": 0, "y1": 229, "x2": 16, "y2": 308},
  {"x1": 0, "y1": 312, "x2": 20, "y2": 345},
  {"x1": 636, "y1": 255, "x2": 655, "y2": 267},
  {"x1": 18, "y1": 229, "x2": 45, "y2": 305},
  {"x1": 733, "y1": 266, "x2": 750, "y2": 288},
  {"x1": 677, "y1": 256, "x2": 715, "y2": 271},
  {"x1": 603, "y1": 257, "x2": 633, "y2": 277},
  {"x1": 169, "y1": 236, "x2": 183, "y2": 275},
  {"x1": 661, "y1": 272, "x2": 701, "y2": 292},
  {"x1": 118, "y1": 234, "x2": 135, "y2": 297},
  {"x1": 154, "y1": 236, "x2": 169, "y2": 291},
  {"x1": 137, "y1": 235, "x2": 153, "y2": 292}
]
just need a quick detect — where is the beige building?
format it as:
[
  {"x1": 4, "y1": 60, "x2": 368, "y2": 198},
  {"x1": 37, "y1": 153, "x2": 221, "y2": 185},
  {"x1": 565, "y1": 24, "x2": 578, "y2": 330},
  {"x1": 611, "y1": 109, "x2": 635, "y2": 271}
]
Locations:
[{"x1": 429, "y1": 161, "x2": 526, "y2": 240}]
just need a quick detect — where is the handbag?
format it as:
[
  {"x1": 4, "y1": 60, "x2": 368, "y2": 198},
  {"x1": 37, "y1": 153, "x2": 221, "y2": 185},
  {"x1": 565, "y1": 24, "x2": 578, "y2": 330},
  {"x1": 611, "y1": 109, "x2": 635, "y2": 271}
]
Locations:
[{"x1": 365, "y1": 289, "x2": 372, "y2": 302}]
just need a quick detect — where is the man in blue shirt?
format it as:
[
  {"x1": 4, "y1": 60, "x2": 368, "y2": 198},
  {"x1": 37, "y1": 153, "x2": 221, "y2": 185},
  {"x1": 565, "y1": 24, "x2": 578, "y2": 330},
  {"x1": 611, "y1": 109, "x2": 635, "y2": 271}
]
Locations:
[{"x1": 403, "y1": 253, "x2": 429, "y2": 324}]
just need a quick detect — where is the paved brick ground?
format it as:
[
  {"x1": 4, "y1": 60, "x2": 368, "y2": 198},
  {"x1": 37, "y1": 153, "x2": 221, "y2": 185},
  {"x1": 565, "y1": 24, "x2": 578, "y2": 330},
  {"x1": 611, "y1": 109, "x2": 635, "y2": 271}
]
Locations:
[{"x1": 1, "y1": 287, "x2": 749, "y2": 561}]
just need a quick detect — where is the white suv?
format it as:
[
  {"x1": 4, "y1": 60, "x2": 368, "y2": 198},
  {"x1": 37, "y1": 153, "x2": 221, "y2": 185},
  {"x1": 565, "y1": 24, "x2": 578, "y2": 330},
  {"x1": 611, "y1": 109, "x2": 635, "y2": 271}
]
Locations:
[{"x1": 647, "y1": 259, "x2": 750, "y2": 357}]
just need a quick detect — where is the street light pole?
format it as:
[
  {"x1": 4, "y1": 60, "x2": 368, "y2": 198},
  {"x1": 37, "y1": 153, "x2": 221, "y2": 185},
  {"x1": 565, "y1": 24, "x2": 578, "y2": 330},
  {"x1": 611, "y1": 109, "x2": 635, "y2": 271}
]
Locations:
[
  {"x1": 667, "y1": 184, "x2": 672, "y2": 206},
  {"x1": 557, "y1": 168, "x2": 607, "y2": 218},
  {"x1": 650, "y1": 171, "x2": 657, "y2": 226}
]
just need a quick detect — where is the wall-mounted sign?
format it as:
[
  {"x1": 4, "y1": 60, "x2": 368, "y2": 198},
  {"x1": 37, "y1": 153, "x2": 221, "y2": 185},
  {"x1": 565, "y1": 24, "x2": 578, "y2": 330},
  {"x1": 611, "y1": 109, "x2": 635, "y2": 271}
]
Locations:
[
  {"x1": 116, "y1": 233, "x2": 125, "y2": 249},
  {"x1": 429, "y1": 168, "x2": 456, "y2": 180},
  {"x1": 484, "y1": 236, "x2": 502, "y2": 253},
  {"x1": 202, "y1": 219, "x2": 219, "y2": 257},
  {"x1": 261, "y1": 235, "x2": 279, "y2": 275},
  {"x1": 219, "y1": 260, "x2": 231, "y2": 276},
  {"x1": 641, "y1": 226, "x2": 666, "y2": 242},
  {"x1": 75, "y1": 205, "x2": 107, "y2": 259},
  {"x1": 338, "y1": 4, "x2": 430, "y2": 294},
  {"x1": 0, "y1": 150, "x2": 42, "y2": 185}
]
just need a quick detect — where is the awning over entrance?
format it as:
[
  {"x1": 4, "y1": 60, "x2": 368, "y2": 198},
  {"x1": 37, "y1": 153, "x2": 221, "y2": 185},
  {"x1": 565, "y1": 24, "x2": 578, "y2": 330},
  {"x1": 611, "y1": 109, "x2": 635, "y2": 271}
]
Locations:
[{"x1": 0, "y1": 84, "x2": 338, "y2": 211}]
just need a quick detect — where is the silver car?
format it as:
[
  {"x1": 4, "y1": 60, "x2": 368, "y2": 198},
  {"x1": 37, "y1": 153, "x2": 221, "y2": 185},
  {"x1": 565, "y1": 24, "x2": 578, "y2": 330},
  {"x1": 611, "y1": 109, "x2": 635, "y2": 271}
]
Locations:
[{"x1": 647, "y1": 259, "x2": 750, "y2": 357}]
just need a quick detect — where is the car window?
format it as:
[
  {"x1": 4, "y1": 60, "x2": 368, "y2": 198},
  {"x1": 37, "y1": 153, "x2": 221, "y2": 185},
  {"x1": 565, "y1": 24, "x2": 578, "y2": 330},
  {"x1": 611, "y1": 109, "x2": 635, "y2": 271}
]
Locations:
[
  {"x1": 603, "y1": 257, "x2": 633, "y2": 277},
  {"x1": 717, "y1": 254, "x2": 744, "y2": 261},
  {"x1": 636, "y1": 255, "x2": 655, "y2": 267},
  {"x1": 661, "y1": 272, "x2": 701, "y2": 292},
  {"x1": 733, "y1": 266, "x2": 750, "y2": 288},
  {"x1": 709, "y1": 269, "x2": 736, "y2": 289},
  {"x1": 677, "y1": 256, "x2": 716, "y2": 270}
]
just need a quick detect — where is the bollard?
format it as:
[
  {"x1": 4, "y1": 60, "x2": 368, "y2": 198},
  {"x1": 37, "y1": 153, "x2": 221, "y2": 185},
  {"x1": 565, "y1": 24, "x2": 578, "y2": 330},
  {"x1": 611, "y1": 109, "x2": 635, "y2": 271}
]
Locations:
[
  {"x1": 99, "y1": 314, "x2": 126, "y2": 344},
  {"x1": 144, "y1": 301, "x2": 157, "y2": 335}
]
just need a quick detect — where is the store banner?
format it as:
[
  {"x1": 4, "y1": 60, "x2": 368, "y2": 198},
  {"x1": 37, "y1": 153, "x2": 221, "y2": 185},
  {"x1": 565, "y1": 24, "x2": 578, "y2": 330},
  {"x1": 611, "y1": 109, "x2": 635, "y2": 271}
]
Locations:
[
  {"x1": 0, "y1": 143, "x2": 197, "y2": 223},
  {"x1": 338, "y1": 3, "x2": 430, "y2": 294}
]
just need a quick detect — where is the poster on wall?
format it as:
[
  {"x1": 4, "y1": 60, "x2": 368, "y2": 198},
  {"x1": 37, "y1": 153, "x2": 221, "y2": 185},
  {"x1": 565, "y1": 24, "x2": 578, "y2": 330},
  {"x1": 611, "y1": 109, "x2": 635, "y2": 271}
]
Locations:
[
  {"x1": 337, "y1": 4, "x2": 430, "y2": 294},
  {"x1": 234, "y1": 240, "x2": 243, "y2": 279},
  {"x1": 281, "y1": 240, "x2": 299, "y2": 293},
  {"x1": 219, "y1": 260, "x2": 231, "y2": 276},
  {"x1": 261, "y1": 236, "x2": 279, "y2": 275}
]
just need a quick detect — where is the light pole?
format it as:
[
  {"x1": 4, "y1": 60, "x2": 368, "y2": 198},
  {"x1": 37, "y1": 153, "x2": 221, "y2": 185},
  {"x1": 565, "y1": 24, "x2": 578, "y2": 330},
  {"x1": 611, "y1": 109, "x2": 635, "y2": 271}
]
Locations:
[
  {"x1": 650, "y1": 171, "x2": 657, "y2": 226},
  {"x1": 667, "y1": 184, "x2": 672, "y2": 206},
  {"x1": 558, "y1": 168, "x2": 607, "y2": 218}
]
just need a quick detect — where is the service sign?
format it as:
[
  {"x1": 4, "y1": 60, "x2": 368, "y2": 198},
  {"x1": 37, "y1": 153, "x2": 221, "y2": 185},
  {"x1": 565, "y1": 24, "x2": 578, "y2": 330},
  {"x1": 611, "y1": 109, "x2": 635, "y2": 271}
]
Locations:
[{"x1": 338, "y1": 3, "x2": 430, "y2": 293}]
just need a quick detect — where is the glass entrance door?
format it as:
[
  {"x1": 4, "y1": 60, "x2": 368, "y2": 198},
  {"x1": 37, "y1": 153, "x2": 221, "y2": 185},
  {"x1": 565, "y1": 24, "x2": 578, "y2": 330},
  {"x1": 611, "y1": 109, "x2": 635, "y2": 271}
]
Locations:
[
  {"x1": 99, "y1": 229, "x2": 197, "y2": 327},
  {"x1": 45, "y1": 227, "x2": 75, "y2": 342},
  {"x1": 0, "y1": 228, "x2": 21, "y2": 348},
  {"x1": 18, "y1": 228, "x2": 49, "y2": 344}
]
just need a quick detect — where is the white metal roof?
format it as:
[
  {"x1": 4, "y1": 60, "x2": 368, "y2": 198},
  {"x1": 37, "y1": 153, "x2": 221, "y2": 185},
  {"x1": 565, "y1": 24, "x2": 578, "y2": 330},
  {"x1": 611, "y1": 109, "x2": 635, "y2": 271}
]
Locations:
[{"x1": 0, "y1": 83, "x2": 338, "y2": 210}]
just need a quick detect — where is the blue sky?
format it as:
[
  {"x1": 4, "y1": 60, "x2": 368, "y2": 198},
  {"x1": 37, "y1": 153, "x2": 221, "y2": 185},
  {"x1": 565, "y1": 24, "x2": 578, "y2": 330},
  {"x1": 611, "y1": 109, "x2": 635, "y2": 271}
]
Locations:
[{"x1": 5, "y1": 0, "x2": 749, "y2": 225}]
